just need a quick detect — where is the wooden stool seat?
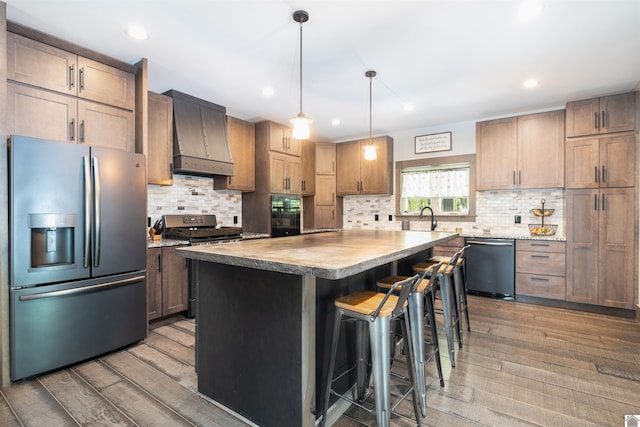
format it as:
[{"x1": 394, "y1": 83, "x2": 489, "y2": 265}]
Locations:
[
  {"x1": 412, "y1": 261, "x2": 452, "y2": 275},
  {"x1": 377, "y1": 275, "x2": 431, "y2": 294},
  {"x1": 335, "y1": 290, "x2": 404, "y2": 317},
  {"x1": 429, "y1": 255, "x2": 463, "y2": 266}
]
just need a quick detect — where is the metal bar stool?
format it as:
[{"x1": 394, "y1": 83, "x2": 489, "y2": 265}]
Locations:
[
  {"x1": 320, "y1": 275, "x2": 422, "y2": 427},
  {"x1": 412, "y1": 251, "x2": 462, "y2": 367},
  {"x1": 429, "y1": 245, "x2": 471, "y2": 332},
  {"x1": 376, "y1": 262, "x2": 445, "y2": 418}
]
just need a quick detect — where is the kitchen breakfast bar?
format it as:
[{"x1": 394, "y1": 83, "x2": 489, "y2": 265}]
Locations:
[{"x1": 177, "y1": 229, "x2": 457, "y2": 427}]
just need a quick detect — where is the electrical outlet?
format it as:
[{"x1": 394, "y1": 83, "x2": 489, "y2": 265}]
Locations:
[
  {"x1": 374, "y1": 214, "x2": 379, "y2": 221},
  {"x1": 233, "y1": 215, "x2": 238, "y2": 224},
  {"x1": 388, "y1": 215, "x2": 393, "y2": 221},
  {"x1": 515, "y1": 215, "x2": 521, "y2": 224}
]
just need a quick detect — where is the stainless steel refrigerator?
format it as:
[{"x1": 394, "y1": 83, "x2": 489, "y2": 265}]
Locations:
[{"x1": 9, "y1": 135, "x2": 147, "y2": 381}]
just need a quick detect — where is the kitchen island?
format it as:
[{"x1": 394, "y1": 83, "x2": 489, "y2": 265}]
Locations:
[{"x1": 177, "y1": 229, "x2": 457, "y2": 427}]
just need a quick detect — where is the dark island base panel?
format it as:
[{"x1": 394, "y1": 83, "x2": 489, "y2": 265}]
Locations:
[
  {"x1": 196, "y1": 261, "x2": 304, "y2": 427},
  {"x1": 195, "y1": 249, "x2": 432, "y2": 427}
]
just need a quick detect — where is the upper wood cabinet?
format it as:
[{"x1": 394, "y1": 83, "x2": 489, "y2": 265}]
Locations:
[
  {"x1": 266, "y1": 121, "x2": 300, "y2": 156},
  {"x1": 301, "y1": 140, "x2": 315, "y2": 196},
  {"x1": 269, "y1": 153, "x2": 301, "y2": 194},
  {"x1": 565, "y1": 92, "x2": 636, "y2": 138},
  {"x1": 214, "y1": 116, "x2": 256, "y2": 192},
  {"x1": 316, "y1": 141, "x2": 336, "y2": 175},
  {"x1": 147, "y1": 91, "x2": 173, "y2": 185},
  {"x1": 7, "y1": 32, "x2": 135, "y2": 110},
  {"x1": 336, "y1": 136, "x2": 394, "y2": 196},
  {"x1": 476, "y1": 110, "x2": 564, "y2": 190},
  {"x1": 6, "y1": 31, "x2": 136, "y2": 151},
  {"x1": 565, "y1": 134, "x2": 635, "y2": 189}
]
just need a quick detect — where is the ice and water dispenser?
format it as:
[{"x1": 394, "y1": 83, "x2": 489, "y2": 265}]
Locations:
[{"x1": 28, "y1": 213, "x2": 76, "y2": 269}]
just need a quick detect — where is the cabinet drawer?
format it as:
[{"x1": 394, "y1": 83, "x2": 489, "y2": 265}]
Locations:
[
  {"x1": 516, "y1": 273, "x2": 565, "y2": 300},
  {"x1": 516, "y1": 251, "x2": 565, "y2": 276},
  {"x1": 517, "y1": 240, "x2": 565, "y2": 253}
]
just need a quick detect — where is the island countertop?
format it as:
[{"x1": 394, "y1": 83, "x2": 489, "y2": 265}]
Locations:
[{"x1": 176, "y1": 229, "x2": 457, "y2": 280}]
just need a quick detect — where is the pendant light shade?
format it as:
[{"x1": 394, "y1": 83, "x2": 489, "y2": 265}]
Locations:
[
  {"x1": 364, "y1": 70, "x2": 378, "y2": 160},
  {"x1": 290, "y1": 10, "x2": 312, "y2": 140}
]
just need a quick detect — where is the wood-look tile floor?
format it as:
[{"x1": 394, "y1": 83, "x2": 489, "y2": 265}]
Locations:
[{"x1": 1, "y1": 296, "x2": 639, "y2": 426}]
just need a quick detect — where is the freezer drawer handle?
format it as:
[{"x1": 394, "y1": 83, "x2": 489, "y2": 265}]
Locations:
[
  {"x1": 467, "y1": 240, "x2": 513, "y2": 246},
  {"x1": 18, "y1": 275, "x2": 145, "y2": 301}
]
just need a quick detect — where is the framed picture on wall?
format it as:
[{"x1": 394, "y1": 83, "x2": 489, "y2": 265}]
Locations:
[{"x1": 414, "y1": 132, "x2": 452, "y2": 154}]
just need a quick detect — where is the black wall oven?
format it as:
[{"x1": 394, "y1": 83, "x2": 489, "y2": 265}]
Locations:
[{"x1": 270, "y1": 195, "x2": 301, "y2": 237}]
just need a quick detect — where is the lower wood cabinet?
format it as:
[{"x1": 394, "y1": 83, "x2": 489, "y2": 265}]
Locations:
[
  {"x1": 516, "y1": 240, "x2": 566, "y2": 300},
  {"x1": 147, "y1": 246, "x2": 189, "y2": 321},
  {"x1": 431, "y1": 236, "x2": 465, "y2": 258}
]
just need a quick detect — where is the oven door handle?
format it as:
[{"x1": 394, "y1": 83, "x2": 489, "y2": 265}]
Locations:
[
  {"x1": 467, "y1": 240, "x2": 513, "y2": 246},
  {"x1": 18, "y1": 275, "x2": 145, "y2": 301}
]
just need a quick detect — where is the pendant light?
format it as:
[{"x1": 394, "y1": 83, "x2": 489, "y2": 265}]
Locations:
[
  {"x1": 363, "y1": 70, "x2": 378, "y2": 160},
  {"x1": 290, "y1": 10, "x2": 312, "y2": 140}
]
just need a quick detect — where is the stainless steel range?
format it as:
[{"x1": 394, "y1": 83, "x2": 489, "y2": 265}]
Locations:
[
  {"x1": 162, "y1": 214, "x2": 242, "y2": 317},
  {"x1": 163, "y1": 214, "x2": 242, "y2": 245}
]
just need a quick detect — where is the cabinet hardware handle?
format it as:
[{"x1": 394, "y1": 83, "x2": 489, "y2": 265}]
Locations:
[
  {"x1": 301, "y1": 180, "x2": 305, "y2": 191},
  {"x1": 68, "y1": 65, "x2": 75, "y2": 89},
  {"x1": 157, "y1": 254, "x2": 162, "y2": 272},
  {"x1": 170, "y1": 162, "x2": 173, "y2": 179},
  {"x1": 518, "y1": 170, "x2": 521, "y2": 185},
  {"x1": 530, "y1": 277, "x2": 550, "y2": 282},
  {"x1": 80, "y1": 120, "x2": 85, "y2": 142},
  {"x1": 531, "y1": 255, "x2": 549, "y2": 259},
  {"x1": 602, "y1": 110, "x2": 606, "y2": 129},
  {"x1": 601, "y1": 165, "x2": 606, "y2": 183},
  {"x1": 530, "y1": 243, "x2": 549, "y2": 247},
  {"x1": 594, "y1": 111, "x2": 599, "y2": 129},
  {"x1": 512, "y1": 171, "x2": 516, "y2": 185},
  {"x1": 594, "y1": 166, "x2": 599, "y2": 183},
  {"x1": 332, "y1": 210, "x2": 335, "y2": 220},
  {"x1": 69, "y1": 119, "x2": 75, "y2": 141},
  {"x1": 594, "y1": 194, "x2": 598, "y2": 211},
  {"x1": 79, "y1": 67, "x2": 85, "y2": 91},
  {"x1": 602, "y1": 193, "x2": 605, "y2": 211}
]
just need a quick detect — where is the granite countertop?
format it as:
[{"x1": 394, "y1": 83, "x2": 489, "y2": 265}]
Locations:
[
  {"x1": 176, "y1": 229, "x2": 458, "y2": 280},
  {"x1": 147, "y1": 232, "x2": 270, "y2": 248},
  {"x1": 461, "y1": 232, "x2": 566, "y2": 242}
]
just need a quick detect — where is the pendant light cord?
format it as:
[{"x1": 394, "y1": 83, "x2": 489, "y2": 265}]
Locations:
[
  {"x1": 369, "y1": 73, "x2": 372, "y2": 141},
  {"x1": 298, "y1": 20, "x2": 303, "y2": 114}
]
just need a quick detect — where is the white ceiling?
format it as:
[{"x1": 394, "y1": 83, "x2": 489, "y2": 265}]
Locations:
[{"x1": 6, "y1": 0, "x2": 640, "y2": 142}]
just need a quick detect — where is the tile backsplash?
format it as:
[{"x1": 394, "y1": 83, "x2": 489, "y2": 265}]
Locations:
[
  {"x1": 147, "y1": 175, "x2": 242, "y2": 226},
  {"x1": 343, "y1": 189, "x2": 565, "y2": 237},
  {"x1": 148, "y1": 174, "x2": 564, "y2": 238}
]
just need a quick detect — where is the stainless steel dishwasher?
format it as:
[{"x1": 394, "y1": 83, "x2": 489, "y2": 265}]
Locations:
[{"x1": 465, "y1": 238, "x2": 515, "y2": 299}]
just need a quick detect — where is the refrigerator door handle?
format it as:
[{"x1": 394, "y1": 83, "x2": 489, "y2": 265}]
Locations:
[
  {"x1": 83, "y1": 155, "x2": 91, "y2": 268},
  {"x1": 18, "y1": 275, "x2": 146, "y2": 301},
  {"x1": 92, "y1": 156, "x2": 101, "y2": 267}
]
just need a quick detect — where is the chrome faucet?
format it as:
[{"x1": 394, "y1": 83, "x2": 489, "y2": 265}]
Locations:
[{"x1": 418, "y1": 206, "x2": 438, "y2": 231}]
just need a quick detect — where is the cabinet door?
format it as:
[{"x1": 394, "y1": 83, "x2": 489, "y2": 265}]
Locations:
[
  {"x1": 270, "y1": 153, "x2": 287, "y2": 193},
  {"x1": 7, "y1": 82, "x2": 77, "y2": 143},
  {"x1": 161, "y1": 246, "x2": 189, "y2": 315},
  {"x1": 517, "y1": 110, "x2": 564, "y2": 189},
  {"x1": 7, "y1": 32, "x2": 77, "y2": 96},
  {"x1": 147, "y1": 91, "x2": 173, "y2": 185},
  {"x1": 77, "y1": 57, "x2": 135, "y2": 110},
  {"x1": 565, "y1": 98, "x2": 600, "y2": 138},
  {"x1": 600, "y1": 134, "x2": 635, "y2": 188},
  {"x1": 566, "y1": 189, "x2": 599, "y2": 304},
  {"x1": 287, "y1": 129, "x2": 301, "y2": 156},
  {"x1": 301, "y1": 140, "x2": 315, "y2": 195},
  {"x1": 268, "y1": 122, "x2": 287, "y2": 153},
  {"x1": 601, "y1": 93, "x2": 636, "y2": 134},
  {"x1": 360, "y1": 137, "x2": 391, "y2": 194},
  {"x1": 78, "y1": 100, "x2": 134, "y2": 151},
  {"x1": 476, "y1": 117, "x2": 518, "y2": 190},
  {"x1": 316, "y1": 142, "x2": 336, "y2": 175},
  {"x1": 316, "y1": 175, "x2": 336, "y2": 206},
  {"x1": 286, "y1": 156, "x2": 301, "y2": 194},
  {"x1": 565, "y1": 138, "x2": 599, "y2": 189},
  {"x1": 316, "y1": 206, "x2": 336, "y2": 229},
  {"x1": 215, "y1": 116, "x2": 255, "y2": 191},
  {"x1": 598, "y1": 187, "x2": 634, "y2": 308},
  {"x1": 146, "y1": 248, "x2": 162, "y2": 321},
  {"x1": 336, "y1": 140, "x2": 361, "y2": 195}
]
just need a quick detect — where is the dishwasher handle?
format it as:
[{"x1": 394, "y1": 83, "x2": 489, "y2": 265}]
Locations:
[{"x1": 467, "y1": 240, "x2": 514, "y2": 247}]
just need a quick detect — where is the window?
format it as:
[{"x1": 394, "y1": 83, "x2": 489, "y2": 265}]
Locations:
[{"x1": 396, "y1": 154, "x2": 476, "y2": 219}]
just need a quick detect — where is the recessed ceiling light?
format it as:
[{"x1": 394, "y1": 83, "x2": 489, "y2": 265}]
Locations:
[
  {"x1": 523, "y1": 79, "x2": 539, "y2": 89},
  {"x1": 517, "y1": 0, "x2": 544, "y2": 20},
  {"x1": 126, "y1": 26, "x2": 148, "y2": 40},
  {"x1": 331, "y1": 119, "x2": 340, "y2": 126},
  {"x1": 404, "y1": 104, "x2": 414, "y2": 112},
  {"x1": 261, "y1": 86, "x2": 274, "y2": 97}
]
